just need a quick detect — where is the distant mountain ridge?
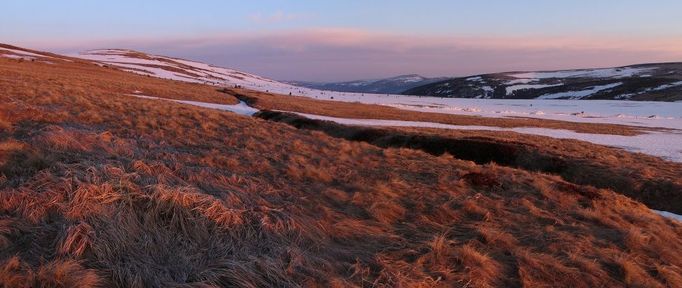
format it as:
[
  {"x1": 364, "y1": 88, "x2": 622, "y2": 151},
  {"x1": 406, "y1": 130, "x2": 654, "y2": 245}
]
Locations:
[
  {"x1": 290, "y1": 74, "x2": 448, "y2": 94},
  {"x1": 403, "y1": 63, "x2": 682, "y2": 101}
]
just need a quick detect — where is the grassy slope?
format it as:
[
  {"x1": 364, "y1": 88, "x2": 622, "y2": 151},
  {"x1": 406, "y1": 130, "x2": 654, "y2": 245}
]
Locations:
[{"x1": 1, "y1": 57, "x2": 681, "y2": 287}]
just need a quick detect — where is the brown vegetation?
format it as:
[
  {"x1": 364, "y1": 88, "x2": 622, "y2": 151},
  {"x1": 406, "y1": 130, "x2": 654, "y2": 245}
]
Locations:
[{"x1": 0, "y1": 49, "x2": 681, "y2": 287}]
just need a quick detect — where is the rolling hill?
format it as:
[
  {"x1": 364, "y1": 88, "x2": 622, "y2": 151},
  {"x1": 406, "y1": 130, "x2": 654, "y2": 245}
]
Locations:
[
  {"x1": 73, "y1": 48, "x2": 302, "y2": 92},
  {"x1": 404, "y1": 63, "x2": 682, "y2": 101}
]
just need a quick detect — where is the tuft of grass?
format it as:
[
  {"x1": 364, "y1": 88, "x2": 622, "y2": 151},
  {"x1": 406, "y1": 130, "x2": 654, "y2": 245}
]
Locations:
[
  {"x1": 456, "y1": 244, "x2": 502, "y2": 288},
  {"x1": 615, "y1": 256, "x2": 662, "y2": 288},
  {"x1": 58, "y1": 222, "x2": 96, "y2": 257},
  {"x1": 36, "y1": 260, "x2": 102, "y2": 288},
  {"x1": 0, "y1": 257, "x2": 101, "y2": 288}
]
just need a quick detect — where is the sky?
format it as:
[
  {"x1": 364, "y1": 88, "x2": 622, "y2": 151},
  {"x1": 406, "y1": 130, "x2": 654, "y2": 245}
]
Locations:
[{"x1": 2, "y1": 0, "x2": 682, "y2": 81}]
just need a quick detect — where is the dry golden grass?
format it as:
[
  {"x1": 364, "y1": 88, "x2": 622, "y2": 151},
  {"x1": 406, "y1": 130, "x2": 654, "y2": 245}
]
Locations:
[{"x1": 0, "y1": 48, "x2": 681, "y2": 287}]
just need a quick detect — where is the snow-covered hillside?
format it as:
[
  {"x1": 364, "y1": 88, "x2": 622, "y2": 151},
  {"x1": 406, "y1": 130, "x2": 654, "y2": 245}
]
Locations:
[
  {"x1": 0, "y1": 44, "x2": 59, "y2": 63},
  {"x1": 74, "y1": 49, "x2": 302, "y2": 92},
  {"x1": 405, "y1": 64, "x2": 682, "y2": 101}
]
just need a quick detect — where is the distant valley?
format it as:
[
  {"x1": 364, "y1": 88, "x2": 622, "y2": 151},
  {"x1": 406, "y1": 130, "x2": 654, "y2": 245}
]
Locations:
[
  {"x1": 289, "y1": 74, "x2": 447, "y2": 94},
  {"x1": 293, "y1": 64, "x2": 682, "y2": 101},
  {"x1": 404, "y1": 63, "x2": 682, "y2": 101}
]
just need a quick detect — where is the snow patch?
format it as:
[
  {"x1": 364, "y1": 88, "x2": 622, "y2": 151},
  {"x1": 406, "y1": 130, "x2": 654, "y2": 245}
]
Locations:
[
  {"x1": 505, "y1": 78, "x2": 535, "y2": 85},
  {"x1": 509, "y1": 67, "x2": 653, "y2": 80},
  {"x1": 654, "y1": 210, "x2": 682, "y2": 222},
  {"x1": 128, "y1": 95, "x2": 259, "y2": 116},
  {"x1": 537, "y1": 83, "x2": 622, "y2": 100},
  {"x1": 649, "y1": 81, "x2": 682, "y2": 92},
  {"x1": 395, "y1": 75, "x2": 426, "y2": 83},
  {"x1": 506, "y1": 84, "x2": 563, "y2": 95},
  {"x1": 0, "y1": 47, "x2": 51, "y2": 59},
  {"x1": 1, "y1": 54, "x2": 35, "y2": 61},
  {"x1": 616, "y1": 81, "x2": 682, "y2": 100}
]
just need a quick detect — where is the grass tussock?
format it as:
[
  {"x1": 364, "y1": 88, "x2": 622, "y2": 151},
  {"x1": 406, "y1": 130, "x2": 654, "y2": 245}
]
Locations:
[
  {"x1": 0, "y1": 53, "x2": 680, "y2": 287},
  {"x1": 0, "y1": 257, "x2": 101, "y2": 288},
  {"x1": 58, "y1": 222, "x2": 95, "y2": 257}
]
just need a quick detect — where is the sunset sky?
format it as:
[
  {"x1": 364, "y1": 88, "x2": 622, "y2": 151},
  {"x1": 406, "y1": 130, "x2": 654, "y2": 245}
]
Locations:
[{"x1": 3, "y1": 0, "x2": 682, "y2": 81}]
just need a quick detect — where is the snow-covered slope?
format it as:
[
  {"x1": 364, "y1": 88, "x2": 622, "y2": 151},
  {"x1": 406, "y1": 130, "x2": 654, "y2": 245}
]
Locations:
[
  {"x1": 74, "y1": 49, "x2": 302, "y2": 93},
  {"x1": 290, "y1": 74, "x2": 447, "y2": 94},
  {"x1": 404, "y1": 64, "x2": 682, "y2": 101},
  {"x1": 0, "y1": 44, "x2": 61, "y2": 63}
]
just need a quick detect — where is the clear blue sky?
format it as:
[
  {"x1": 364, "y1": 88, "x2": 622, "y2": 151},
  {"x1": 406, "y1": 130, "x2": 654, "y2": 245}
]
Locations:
[{"x1": 3, "y1": 1, "x2": 682, "y2": 81}]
